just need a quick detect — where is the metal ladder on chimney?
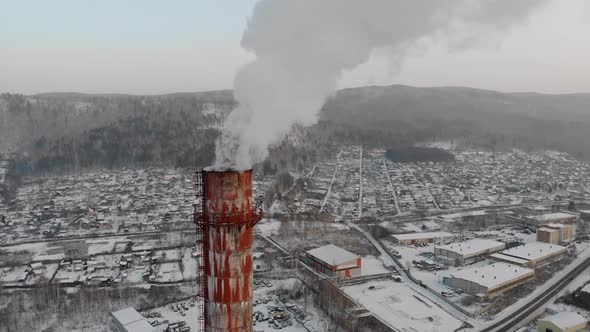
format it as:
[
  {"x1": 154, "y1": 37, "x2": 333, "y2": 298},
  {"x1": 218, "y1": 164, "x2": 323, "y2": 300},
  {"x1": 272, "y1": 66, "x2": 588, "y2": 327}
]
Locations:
[{"x1": 194, "y1": 171, "x2": 206, "y2": 332}]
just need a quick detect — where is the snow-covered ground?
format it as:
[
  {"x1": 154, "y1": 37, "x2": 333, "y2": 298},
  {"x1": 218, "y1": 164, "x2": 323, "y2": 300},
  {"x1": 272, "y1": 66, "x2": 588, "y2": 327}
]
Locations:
[
  {"x1": 181, "y1": 248, "x2": 198, "y2": 281},
  {"x1": 155, "y1": 262, "x2": 183, "y2": 282},
  {"x1": 147, "y1": 278, "x2": 332, "y2": 332},
  {"x1": 256, "y1": 218, "x2": 281, "y2": 237},
  {"x1": 86, "y1": 238, "x2": 117, "y2": 255},
  {"x1": 361, "y1": 255, "x2": 390, "y2": 275}
]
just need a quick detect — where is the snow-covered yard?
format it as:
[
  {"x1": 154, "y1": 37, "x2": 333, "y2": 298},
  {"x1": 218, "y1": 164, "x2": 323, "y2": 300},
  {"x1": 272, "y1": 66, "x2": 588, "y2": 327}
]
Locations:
[{"x1": 361, "y1": 255, "x2": 390, "y2": 275}]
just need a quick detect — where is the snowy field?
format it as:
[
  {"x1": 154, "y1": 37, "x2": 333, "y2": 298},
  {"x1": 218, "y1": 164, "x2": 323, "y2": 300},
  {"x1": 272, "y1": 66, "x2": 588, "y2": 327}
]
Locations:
[
  {"x1": 256, "y1": 218, "x2": 281, "y2": 237},
  {"x1": 86, "y1": 238, "x2": 118, "y2": 255},
  {"x1": 155, "y1": 262, "x2": 183, "y2": 282}
]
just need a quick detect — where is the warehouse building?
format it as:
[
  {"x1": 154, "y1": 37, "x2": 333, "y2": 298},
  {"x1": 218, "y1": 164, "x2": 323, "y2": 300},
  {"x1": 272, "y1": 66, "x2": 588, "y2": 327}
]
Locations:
[
  {"x1": 537, "y1": 223, "x2": 576, "y2": 245},
  {"x1": 490, "y1": 242, "x2": 567, "y2": 268},
  {"x1": 525, "y1": 212, "x2": 578, "y2": 226},
  {"x1": 435, "y1": 239, "x2": 505, "y2": 266},
  {"x1": 390, "y1": 232, "x2": 454, "y2": 245},
  {"x1": 306, "y1": 244, "x2": 361, "y2": 278},
  {"x1": 445, "y1": 262, "x2": 534, "y2": 300},
  {"x1": 537, "y1": 227, "x2": 560, "y2": 245},
  {"x1": 110, "y1": 307, "x2": 154, "y2": 332},
  {"x1": 537, "y1": 311, "x2": 588, "y2": 332}
]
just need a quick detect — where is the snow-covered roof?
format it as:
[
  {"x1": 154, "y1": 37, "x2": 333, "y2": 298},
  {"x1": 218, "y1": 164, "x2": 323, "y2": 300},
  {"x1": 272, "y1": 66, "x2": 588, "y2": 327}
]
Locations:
[
  {"x1": 30, "y1": 262, "x2": 43, "y2": 269},
  {"x1": 489, "y1": 253, "x2": 530, "y2": 265},
  {"x1": 441, "y1": 210, "x2": 486, "y2": 219},
  {"x1": 451, "y1": 262, "x2": 534, "y2": 290},
  {"x1": 307, "y1": 244, "x2": 358, "y2": 266},
  {"x1": 391, "y1": 232, "x2": 454, "y2": 242},
  {"x1": 124, "y1": 319, "x2": 155, "y2": 332},
  {"x1": 537, "y1": 227, "x2": 559, "y2": 233},
  {"x1": 500, "y1": 242, "x2": 567, "y2": 261},
  {"x1": 527, "y1": 212, "x2": 577, "y2": 222},
  {"x1": 529, "y1": 205, "x2": 550, "y2": 211},
  {"x1": 111, "y1": 307, "x2": 146, "y2": 326},
  {"x1": 436, "y1": 239, "x2": 505, "y2": 257},
  {"x1": 540, "y1": 311, "x2": 588, "y2": 329},
  {"x1": 544, "y1": 223, "x2": 571, "y2": 229}
]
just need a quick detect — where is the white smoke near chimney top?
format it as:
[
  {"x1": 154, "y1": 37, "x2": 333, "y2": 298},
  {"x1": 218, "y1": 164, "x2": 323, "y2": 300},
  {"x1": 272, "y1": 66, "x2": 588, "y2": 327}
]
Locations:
[{"x1": 212, "y1": 0, "x2": 545, "y2": 170}]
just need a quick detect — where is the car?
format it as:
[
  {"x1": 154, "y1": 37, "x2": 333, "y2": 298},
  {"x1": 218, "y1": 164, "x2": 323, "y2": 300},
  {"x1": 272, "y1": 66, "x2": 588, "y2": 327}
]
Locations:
[{"x1": 441, "y1": 290, "x2": 455, "y2": 297}]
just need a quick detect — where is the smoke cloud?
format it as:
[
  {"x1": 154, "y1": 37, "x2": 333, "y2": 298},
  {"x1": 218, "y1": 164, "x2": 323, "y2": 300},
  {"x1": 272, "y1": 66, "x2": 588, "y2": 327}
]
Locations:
[{"x1": 212, "y1": 0, "x2": 545, "y2": 170}]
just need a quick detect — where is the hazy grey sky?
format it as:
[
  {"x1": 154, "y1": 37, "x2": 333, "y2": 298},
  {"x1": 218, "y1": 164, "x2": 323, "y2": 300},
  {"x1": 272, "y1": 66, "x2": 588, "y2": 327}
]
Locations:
[{"x1": 0, "y1": 0, "x2": 588, "y2": 95}]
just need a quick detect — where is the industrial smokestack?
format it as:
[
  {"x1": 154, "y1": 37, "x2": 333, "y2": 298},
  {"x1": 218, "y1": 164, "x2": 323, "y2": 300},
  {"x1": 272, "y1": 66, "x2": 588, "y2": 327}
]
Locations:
[
  {"x1": 194, "y1": 169, "x2": 262, "y2": 332},
  {"x1": 213, "y1": 0, "x2": 546, "y2": 170}
]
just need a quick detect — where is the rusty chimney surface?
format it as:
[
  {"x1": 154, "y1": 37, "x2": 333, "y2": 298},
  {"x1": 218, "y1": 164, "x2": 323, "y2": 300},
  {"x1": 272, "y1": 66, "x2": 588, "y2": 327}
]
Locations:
[{"x1": 195, "y1": 169, "x2": 262, "y2": 332}]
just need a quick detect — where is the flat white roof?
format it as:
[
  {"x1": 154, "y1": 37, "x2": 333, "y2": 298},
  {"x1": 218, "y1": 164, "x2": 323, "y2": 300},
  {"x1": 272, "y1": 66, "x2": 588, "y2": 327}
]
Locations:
[
  {"x1": 540, "y1": 311, "x2": 588, "y2": 329},
  {"x1": 489, "y1": 253, "x2": 530, "y2": 265},
  {"x1": 111, "y1": 307, "x2": 145, "y2": 326},
  {"x1": 391, "y1": 232, "x2": 454, "y2": 241},
  {"x1": 529, "y1": 205, "x2": 550, "y2": 211},
  {"x1": 451, "y1": 262, "x2": 534, "y2": 290},
  {"x1": 500, "y1": 242, "x2": 567, "y2": 261},
  {"x1": 437, "y1": 239, "x2": 505, "y2": 257},
  {"x1": 527, "y1": 212, "x2": 577, "y2": 222},
  {"x1": 124, "y1": 319, "x2": 155, "y2": 332},
  {"x1": 537, "y1": 227, "x2": 559, "y2": 233},
  {"x1": 544, "y1": 223, "x2": 570, "y2": 229},
  {"x1": 307, "y1": 244, "x2": 358, "y2": 266},
  {"x1": 441, "y1": 210, "x2": 486, "y2": 219}
]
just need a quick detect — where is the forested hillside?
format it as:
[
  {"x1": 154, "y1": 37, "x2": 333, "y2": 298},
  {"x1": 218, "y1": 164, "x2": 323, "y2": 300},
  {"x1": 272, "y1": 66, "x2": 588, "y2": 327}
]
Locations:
[
  {"x1": 1, "y1": 85, "x2": 590, "y2": 178},
  {"x1": 322, "y1": 85, "x2": 590, "y2": 157}
]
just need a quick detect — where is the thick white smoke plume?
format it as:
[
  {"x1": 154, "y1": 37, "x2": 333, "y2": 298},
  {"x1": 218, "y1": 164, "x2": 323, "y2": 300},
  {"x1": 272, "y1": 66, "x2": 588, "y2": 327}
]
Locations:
[{"x1": 213, "y1": 0, "x2": 544, "y2": 170}]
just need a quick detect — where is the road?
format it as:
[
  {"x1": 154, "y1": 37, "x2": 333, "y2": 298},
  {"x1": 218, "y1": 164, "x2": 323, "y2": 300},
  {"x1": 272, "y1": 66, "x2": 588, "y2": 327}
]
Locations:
[
  {"x1": 382, "y1": 157, "x2": 402, "y2": 215},
  {"x1": 358, "y1": 146, "x2": 363, "y2": 219},
  {"x1": 0, "y1": 228, "x2": 194, "y2": 247},
  {"x1": 320, "y1": 150, "x2": 342, "y2": 213}
]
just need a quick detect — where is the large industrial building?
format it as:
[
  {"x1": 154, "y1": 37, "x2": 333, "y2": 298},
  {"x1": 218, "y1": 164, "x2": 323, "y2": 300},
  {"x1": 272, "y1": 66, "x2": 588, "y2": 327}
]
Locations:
[
  {"x1": 435, "y1": 239, "x2": 506, "y2": 266},
  {"x1": 490, "y1": 242, "x2": 567, "y2": 268},
  {"x1": 306, "y1": 244, "x2": 361, "y2": 278},
  {"x1": 110, "y1": 307, "x2": 154, "y2": 332},
  {"x1": 445, "y1": 262, "x2": 534, "y2": 300},
  {"x1": 537, "y1": 223, "x2": 576, "y2": 245},
  {"x1": 525, "y1": 212, "x2": 578, "y2": 226},
  {"x1": 390, "y1": 231, "x2": 454, "y2": 245},
  {"x1": 537, "y1": 311, "x2": 588, "y2": 332}
]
